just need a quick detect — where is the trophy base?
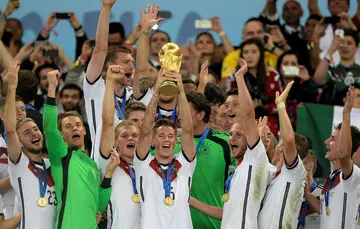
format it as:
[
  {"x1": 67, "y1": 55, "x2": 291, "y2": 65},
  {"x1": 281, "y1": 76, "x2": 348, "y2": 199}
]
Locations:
[{"x1": 159, "y1": 81, "x2": 179, "y2": 96}]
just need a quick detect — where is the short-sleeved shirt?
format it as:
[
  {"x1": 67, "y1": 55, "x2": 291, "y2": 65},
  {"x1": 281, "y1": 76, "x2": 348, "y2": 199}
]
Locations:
[
  {"x1": 175, "y1": 129, "x2": 231, "y2": 229},
  {"x1": 134, "y1": 151, "x2": 196, "y2": 229},
  {"x1": 319, "y1": 165, "x2": 360, "y2": 229},
  {"x1": 8, "y1": 153, "x2": 57, "y2": 229},
  {"x1": 0, "y1": 136, "x2": 15, "y2": 220},
  {"x1": 44, "y1": 99, "x2": 112, "y2": 229},
  {"x1": 325, "y1": 63, "x2": 360, "y2": 95},
  {"x1": 319, "y1": 168, "x2": 359, "y2": 229},
  {"x1": 221, "y1": 139, "x2": 269, "y2": 229},
  {"x1": 259, "y1": 156, "x2": 306, "y2": 229},
  {"x1": 98, "y1": 154, "x2": 141, "y2": 229},
  {"x1": 83, "y1": 76, "x2": 152, "y2": 161}
]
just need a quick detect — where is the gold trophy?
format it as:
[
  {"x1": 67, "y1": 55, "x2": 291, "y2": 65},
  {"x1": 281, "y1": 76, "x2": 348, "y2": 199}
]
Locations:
[{"x1": 158, "y1": 43, "x2": 183, "y2": 96}]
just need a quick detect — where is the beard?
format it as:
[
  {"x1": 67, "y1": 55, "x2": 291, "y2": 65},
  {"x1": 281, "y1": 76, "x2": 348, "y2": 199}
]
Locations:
[
  {"x1": 159, "y1": 95, "x2": 176, "y2": 104},
  {"x1": 25, "y1": 146, "x2": 42, "y2": 155}
]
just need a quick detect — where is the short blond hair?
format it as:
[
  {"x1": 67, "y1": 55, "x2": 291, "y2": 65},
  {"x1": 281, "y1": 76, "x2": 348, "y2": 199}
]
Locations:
[
  {"x1": 115, "y1": 120, "x2": 139, "y2": 139},
  {"x1": 16, "y1": 118, "x2": 36, "y2": 131}
]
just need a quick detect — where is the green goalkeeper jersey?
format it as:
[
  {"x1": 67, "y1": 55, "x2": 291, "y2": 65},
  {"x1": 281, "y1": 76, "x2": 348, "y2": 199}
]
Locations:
[{"x1": 43, "y1": 98, "x2": 111, "y2": 229}]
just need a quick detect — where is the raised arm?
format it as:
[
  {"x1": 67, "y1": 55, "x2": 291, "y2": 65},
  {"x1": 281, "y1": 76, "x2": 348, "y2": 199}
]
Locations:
[
  {"x1": 100, "y1": 65, "x2": 125, "y2": 157},
  {"x1": 313, "y1": 36, "x2": 340, "y2": 85},
  {"x1": 234, "y1": 59, "x2": 259, "y2": 148},
  {"x1": 171, "y1": 71, "x2": 196, "y2": 161},
  {"x1": 133, "y1": 4, "x2": 162, "y2": 99},
  {"x1": 99, "y1": 149, "x2": 119, "y2": 212},
  {"x1": 308, "y1": 0, "x2": 322, "y2": 16},
  {"x1": 331, "y1": 87, "x2": 354, "y2": 176},
  {"x1": 3, "y1": 60, "x2": 21, "y2": 164},
  {"x1": 137, "y1": 72, "x2": 165, "y2": 159},
  {"x1": 210, "y1": 17, "x2": 234, "y2": 54},
  {"x1": 275, "y1": 81, "x2": 297, "y2": 166},
  {"x1": 197, "y1": 61, "x2": 209, "y2": 94},
  {"x1": 190, "y1": 197, "x2": 223, "y2": 220},
  {"x1": 86, "y1": 0, "x2": 116, "y2": 83},
  {"x1": 43, "y1": 70, "x2": 68, "y2": 162}
]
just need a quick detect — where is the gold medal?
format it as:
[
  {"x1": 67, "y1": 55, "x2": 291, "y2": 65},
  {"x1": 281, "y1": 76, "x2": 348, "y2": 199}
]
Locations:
[
  {"x1": 326, "y1": 207, "x2": 330, "y2": 216},
  {"x1": 37, "y1": 197, "x2": 47, "y2": 207},
  {"x1": 222, "y1": 193, "x2": 230, "y2": 202},
  {"x1": 132, "y1": 194, "x2": 140, "y2": 203},
  {"x1": 165, "y1": 197, "x2": 174, "y2": 206}
]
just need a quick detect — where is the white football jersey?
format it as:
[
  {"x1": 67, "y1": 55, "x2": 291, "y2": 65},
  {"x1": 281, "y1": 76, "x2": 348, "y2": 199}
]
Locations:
[
  {"x1": 8, "y1": 153, "x2": 57, "y2": 229},
  {"x1": 297, "y1": 183, "x2": 323, "y2": 229},
  {"x1": 259, "y1": 156, "x2": 306, "y2": 229},
  {"x1": 83, "y1": 76, "x2": 152, "y2": 162},
  {"x1": 341, "y1": 164, "x2": 360, "y2": 229},
  {"x1": 134, "y1": 151, "x2": 196, "y2": 229},
  {"x1": 221, "y1": 139, "x2": 269, "y2": 229},
  {"x1": 98, "y1": 154, "x2": 141, "y2": 229},
  {"x1": 0, "y1": 136, "x2": 15, "y2": 219},
  {"x1": 319, "y1": 167, "x2": 359, "y2": 229}
]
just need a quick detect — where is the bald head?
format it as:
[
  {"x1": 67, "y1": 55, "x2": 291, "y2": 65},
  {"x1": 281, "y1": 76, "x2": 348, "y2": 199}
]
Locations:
[{"x1": 242, "y1": 19, "x2": 265, "y2": 41}]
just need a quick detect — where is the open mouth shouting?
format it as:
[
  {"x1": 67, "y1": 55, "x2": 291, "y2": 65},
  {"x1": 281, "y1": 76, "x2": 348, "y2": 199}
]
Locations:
[
  {"x1": 31, "y1": 138, "x2": 41, "y2": 145},
  {"x1": 230, "y1": 144, "x2": 238, "y2": 151},
  {"x1": 72, "y1": 134, "x2": 80, "y2": 140},
  {"x1": 162, "y1": 144, "x2": 171, "y2": 149},
  {"x1": 126, "y1": 143, "x2": 135, "y2": 149},
  {"x1": 229, "y1": 114, "x2": 236, "y2": 119}
]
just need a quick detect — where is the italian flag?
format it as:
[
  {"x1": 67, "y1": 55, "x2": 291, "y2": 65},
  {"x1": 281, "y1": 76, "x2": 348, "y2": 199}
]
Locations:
[{"x1": 296, "y1": 103, "x2": 360, "y2": 177}]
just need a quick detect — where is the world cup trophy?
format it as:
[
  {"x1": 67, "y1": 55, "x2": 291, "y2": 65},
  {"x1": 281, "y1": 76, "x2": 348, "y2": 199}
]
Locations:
[{"x1": 158, "y1": 42, "x2": 183, "y2": 96}]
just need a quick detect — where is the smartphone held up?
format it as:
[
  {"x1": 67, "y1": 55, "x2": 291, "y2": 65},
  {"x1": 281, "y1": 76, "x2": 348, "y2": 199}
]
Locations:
[
  {"x1": 195, "y1": 20, "x2": 212, "y2": 29},
  {"x1": 282, "y1": 66, "x2": 300, "y2": 76}
]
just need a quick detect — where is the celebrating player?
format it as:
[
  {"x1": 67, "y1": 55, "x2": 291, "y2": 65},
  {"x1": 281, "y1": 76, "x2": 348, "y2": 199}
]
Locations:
[
  {"x1": 4, "y1": 60, "x2": 57, "y2": 229},
  {"x1": 190, "y1": 59, "x2": 270, "y2": 229},
  {"x1": 258, "y1": 80, "x2": 307, "y2": 229},
  {"x1": 99, "y1": 65, "x2": 141, "y2": 229},
  {"x1": 305, "y1": 86, "x2": 360, "y2": 229},
  {"x1": 43, "y1": 69, "x2": 119, "y2": 229},
  {"x1": 134, "y1": 71, "x2": 196, "y2": 229}
]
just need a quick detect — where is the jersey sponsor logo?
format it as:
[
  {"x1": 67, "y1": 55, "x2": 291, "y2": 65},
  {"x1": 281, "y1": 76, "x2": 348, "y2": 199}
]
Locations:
[
  {"x1": 0, "y1": 147, "x2": 8, "y2": 164},
  {"x1": 28, "y1": 162, "x2": 55, "y2": 187}
]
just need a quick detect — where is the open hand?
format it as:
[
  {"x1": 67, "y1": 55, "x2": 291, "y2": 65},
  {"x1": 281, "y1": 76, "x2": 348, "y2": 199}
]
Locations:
[
  {"x1": 275, "y1": 81, "x2": 294, "y2": 105},
  {"x1": 140, "y1": 4, "x2": 163, "y2": 31},
  {"x1": 6, "y1": 60, "x2": 20, "y2": 89},
  {"x1": 343, "y1": 86, "x2": 354, "y2": 115},
  {"x1": 102, "y1": 0, "x2": 116, "y2": 8},
  {"x1": 199, "y1": 60, "x2": 209, "y2": 85},
  {"x1": 234, "y1": 58, "x2": 248, "y2": 78}
]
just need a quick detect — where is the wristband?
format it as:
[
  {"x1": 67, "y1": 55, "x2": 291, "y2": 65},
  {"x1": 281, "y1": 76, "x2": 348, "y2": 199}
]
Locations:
[
  {"x1": 277, "y1": 102, "x2": 285, "y2": 109},
  {"x1": 74, "y1": 25, "x2": 83, "y2": 32},
  {"x1": 324, "y1": 54, "x2": 333, "y2": 65},
  {"x1": 218, "y1": 31, "x2": 225, "y2": 36},
  {"x1": 141, "y1": 30, "x2": 150, "y2": 36}
]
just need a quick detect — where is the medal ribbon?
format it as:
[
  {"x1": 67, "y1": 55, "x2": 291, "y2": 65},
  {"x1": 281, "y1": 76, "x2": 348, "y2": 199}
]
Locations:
[
  {"x1": 128, "y1": 164, "x2": 138, "y2": 196},
  {"x1": 157, "y1": 106, "x2": 177, "y2": 122},
  {"x1": 298, "y1": 182, "x2": 317, "y2": 227},
  {"x1": 157, "y1": 159, "x2": 175, "y2": 199},
  {"x1": 114, "y1": 89, "x2": 127, "y2": 120},
  {"x1": 25, "y1": 104, "x2": 35, "y2": 111},
  {"x1": 196, "y1": 127, "x2": 210, "y2": 154},
  {"x1": 324, "y1": 168, "x2": 341, "y2": 211},
  {"x1": 31, "y1": 159, "x2": 48, "y2": 199},
  {"x1": 3, "y1": 131, "x2": 7, "y2": 145},
  {"x1": 224, "y1": 172, "x2": 234, "y2": 195}
]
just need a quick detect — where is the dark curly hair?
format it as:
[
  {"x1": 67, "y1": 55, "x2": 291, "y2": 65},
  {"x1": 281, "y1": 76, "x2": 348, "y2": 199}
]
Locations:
[{"x1": 16, "y1": 70, "x2": 39, "y2": 104}]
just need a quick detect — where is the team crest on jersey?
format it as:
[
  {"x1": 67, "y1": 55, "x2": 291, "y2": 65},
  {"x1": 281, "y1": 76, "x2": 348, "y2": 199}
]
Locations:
[{"x1": 199, "y1": 143, "x2": 210, "y2": 155}]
